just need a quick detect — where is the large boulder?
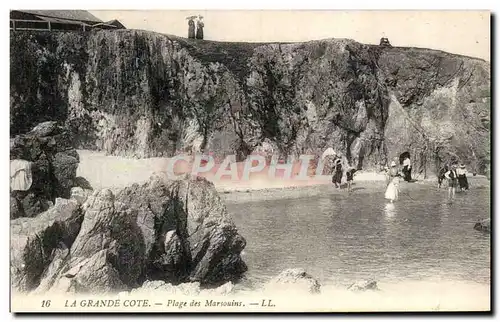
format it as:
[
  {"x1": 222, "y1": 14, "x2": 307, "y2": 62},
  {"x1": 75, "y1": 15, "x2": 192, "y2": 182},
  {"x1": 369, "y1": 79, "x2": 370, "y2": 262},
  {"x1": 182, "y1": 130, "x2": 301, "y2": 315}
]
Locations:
[
  {"x1": 10, "y1": 121, "x2": 80, "y2": 218},
  {"x1": 13, "y1": 175, "x2": 246, "y2": 294},
  {"x1": 43, "y1": 189, "x2": 146, "y2": 294},
  {"x1": 10, "y1": 198, "x2": 82, "y2": 293},
  {"x1": 266, "y1": 268, "x2": 321, "y2": 294},
  {"x1": 112, "y1": 174, "x2": 247, "y2": 286}
]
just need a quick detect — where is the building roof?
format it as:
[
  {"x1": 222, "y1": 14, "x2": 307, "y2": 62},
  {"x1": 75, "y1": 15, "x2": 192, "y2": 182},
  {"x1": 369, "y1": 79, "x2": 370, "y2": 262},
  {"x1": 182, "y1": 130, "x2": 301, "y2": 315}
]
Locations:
[
  {"x1": 14, "y1": 10, "x2": 103, "y2": 23},
  {"x1": 90, "y1": 19, "x2": 127, "y2": 29},
  {"x1": 105, "y1": 19, "x2": 126, "y2": 29}
]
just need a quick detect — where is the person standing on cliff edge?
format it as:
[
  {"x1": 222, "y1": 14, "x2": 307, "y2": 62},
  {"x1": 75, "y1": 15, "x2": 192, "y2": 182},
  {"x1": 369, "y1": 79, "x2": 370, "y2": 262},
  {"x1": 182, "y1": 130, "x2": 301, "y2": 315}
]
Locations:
[
  {"x1": 196, "y1": 15, "x2": 204, "y2": 40},
  {"x1": 186, "y1": 16, "x2": 196, "y2": 39}
]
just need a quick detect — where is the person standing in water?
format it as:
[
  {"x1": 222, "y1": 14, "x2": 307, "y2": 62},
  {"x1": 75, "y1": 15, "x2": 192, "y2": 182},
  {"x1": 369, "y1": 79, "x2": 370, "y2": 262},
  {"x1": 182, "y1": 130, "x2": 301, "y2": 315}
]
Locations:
[
  {"x1": 444, "y1": 163, "x2": 459, "y2": 201},
  {"x1": 385, "y1": 161, "x2": 401, "y2": 203},
  {"x1": 332, "y1": 157, "x2": 343, "y2": 189},
  {"x1": 346, "y1": 167, "x2": 357, "y2": 192},
  {"x1": 457, "y1": 164, "x2": 469, "y2": 191},
  {"x1": 402, "y1": 156, "x2": 412, "y2": 182},
  {"x1": 438, "y1": 164, "x2": 449, "y2": 188}
]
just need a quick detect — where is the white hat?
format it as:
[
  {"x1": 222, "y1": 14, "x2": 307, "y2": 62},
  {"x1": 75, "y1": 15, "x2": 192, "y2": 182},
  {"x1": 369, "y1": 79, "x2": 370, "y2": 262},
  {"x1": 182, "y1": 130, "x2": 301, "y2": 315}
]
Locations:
[{"x1": 391, "y1": 161, "x2": 396, "y2": 167}]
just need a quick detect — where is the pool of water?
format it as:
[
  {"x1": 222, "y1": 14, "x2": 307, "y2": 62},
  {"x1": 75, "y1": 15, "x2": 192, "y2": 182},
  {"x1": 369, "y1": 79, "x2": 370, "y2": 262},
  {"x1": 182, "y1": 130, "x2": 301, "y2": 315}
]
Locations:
[{"x1": 227, "y1": 184, "x2": 491, "y2": 289}]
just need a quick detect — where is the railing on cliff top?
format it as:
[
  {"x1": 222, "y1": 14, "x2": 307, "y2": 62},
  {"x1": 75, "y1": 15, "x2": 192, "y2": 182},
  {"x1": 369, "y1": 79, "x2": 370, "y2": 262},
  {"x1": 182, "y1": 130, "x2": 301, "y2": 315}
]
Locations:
[{"x1": 10, "y1": 19, "x2": 117, "y2": 32}]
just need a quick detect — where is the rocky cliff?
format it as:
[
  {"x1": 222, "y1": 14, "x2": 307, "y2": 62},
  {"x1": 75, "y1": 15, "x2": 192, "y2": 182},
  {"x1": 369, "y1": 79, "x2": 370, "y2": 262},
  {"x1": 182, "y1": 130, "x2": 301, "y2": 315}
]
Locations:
[
  {"x1": 10, "y1": 30, "x2": 490, "y2": 176},
  {"x1": 11, "y1": 175, "x2": 247, "y2": 294},
  {"x1": 10, "y1": 121, "x2": 81, "y2": 218}
]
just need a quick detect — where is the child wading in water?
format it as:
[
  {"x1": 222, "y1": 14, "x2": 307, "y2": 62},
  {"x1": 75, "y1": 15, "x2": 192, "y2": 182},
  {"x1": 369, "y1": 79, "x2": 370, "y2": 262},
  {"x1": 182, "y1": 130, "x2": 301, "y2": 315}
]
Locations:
[
  {"x1": 444, "y1": 163, "x2": 459, "y2": 202},
  {"x1": 346, "y1": 168, "x2": 357, "y2": 192},
  {"x1": 438, "y1": 164, "x2": 449, "y2": 188},
  {"x1": 385, "y1": 161, "x2": 401, "y2": 203}
]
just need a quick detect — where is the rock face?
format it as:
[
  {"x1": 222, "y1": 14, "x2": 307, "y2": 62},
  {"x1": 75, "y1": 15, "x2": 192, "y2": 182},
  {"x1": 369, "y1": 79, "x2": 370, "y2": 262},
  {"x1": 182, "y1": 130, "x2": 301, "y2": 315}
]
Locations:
[
  {"x1": 10, "y1": 31, "x2": 490, "y2": 176},
  {"x1": 474, "y1": 218, "x2": 490, "y2": 233},
  {"x1": 10, "y1": 121, "x2": 80, "y2": 218},
  {"x1": 10, "y1": 198, "x2": 83, "y2": 292},
  {"x1": 70, "y1": 187, "x2": 92, "y2": 206},
  {"x1": 11, "y1": 175, "x2": 247, "y2": 294},
  {"x1": 113, "y1": 175, "x2": 247, "y2": 286},
  {"x1": 266, "y1": 268, "x2": 321, "y2": 294},
  {"x1": 380, "y1": 49, "x2": 491, "y2": 177}
]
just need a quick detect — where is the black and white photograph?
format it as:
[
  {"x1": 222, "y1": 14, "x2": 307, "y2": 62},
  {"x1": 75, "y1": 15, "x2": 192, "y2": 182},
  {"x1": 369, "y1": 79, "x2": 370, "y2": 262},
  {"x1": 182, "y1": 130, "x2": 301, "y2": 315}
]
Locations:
[{"x1": 8, "y1": 8, "x2": 491, "y2": 313}]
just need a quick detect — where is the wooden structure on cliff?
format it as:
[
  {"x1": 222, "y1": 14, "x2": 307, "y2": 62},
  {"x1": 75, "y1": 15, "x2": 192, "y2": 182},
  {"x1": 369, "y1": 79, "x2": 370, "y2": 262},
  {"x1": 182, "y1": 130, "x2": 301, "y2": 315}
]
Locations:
[
  {"x1": 10, "y1": 10, "x2": 126, "y2": 32},
  {"x1": 379, "y1": 37, "x2": 392, "y2": 47}
]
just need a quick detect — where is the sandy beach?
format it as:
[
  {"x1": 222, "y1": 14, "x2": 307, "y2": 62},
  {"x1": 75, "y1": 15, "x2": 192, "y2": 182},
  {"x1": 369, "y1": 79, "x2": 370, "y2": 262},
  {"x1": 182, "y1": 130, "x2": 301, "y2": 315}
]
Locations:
[{"x1": 76, "y1": 149, "x2": 489, "y2": 203}]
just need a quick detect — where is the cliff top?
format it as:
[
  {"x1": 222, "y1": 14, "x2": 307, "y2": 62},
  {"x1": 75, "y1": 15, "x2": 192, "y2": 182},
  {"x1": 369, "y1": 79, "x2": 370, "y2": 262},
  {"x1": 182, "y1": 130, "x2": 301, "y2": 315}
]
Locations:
[
  {"x1": 134, "y1": 29, "x2": 489, "y2": 81},
  {"x1": 154, "y1": 30, "x2": 489, "y2": 63}
]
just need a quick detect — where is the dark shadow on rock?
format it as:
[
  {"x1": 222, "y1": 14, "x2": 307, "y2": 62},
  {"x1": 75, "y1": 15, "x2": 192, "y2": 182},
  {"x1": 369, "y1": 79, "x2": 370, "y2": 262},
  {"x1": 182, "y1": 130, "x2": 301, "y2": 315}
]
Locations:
[
  {"x1": 113, "y1": 176, "x2": 248, "y2": 289},
  {"x1": 74, "y1": 176, "x2": 93, "y2": 190}
]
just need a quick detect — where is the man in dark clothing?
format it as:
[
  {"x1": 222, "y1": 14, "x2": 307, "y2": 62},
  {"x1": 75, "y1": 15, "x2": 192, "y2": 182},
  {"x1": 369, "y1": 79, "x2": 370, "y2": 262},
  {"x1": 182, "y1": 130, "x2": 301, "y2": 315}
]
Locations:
[
  {"x1": 438, "y1": 165, "x2": 449, "y2": 188},
  {"x1": 402, "y1": 157, "x2": 412, "y2": 182},
  {"x1": 187, "y1": 18, "x2": 195, "y2": 38},
  {"x1": 332, "y1": 158, "x2": 343, "y2": 189}
]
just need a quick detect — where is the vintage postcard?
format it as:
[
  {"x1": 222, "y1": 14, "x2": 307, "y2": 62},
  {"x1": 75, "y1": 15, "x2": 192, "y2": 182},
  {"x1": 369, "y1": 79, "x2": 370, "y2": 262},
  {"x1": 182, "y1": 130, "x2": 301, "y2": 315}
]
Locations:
[{"x1": 9, "y1": 9, "x2": 491, "y2": 313}]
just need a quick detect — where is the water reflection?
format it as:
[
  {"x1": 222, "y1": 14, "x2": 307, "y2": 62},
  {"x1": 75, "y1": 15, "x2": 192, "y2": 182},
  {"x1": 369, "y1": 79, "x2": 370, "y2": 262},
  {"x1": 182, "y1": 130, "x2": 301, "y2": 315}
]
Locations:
[{"x1": 384, "y1": 203, "x2": 397, "y2": 219}]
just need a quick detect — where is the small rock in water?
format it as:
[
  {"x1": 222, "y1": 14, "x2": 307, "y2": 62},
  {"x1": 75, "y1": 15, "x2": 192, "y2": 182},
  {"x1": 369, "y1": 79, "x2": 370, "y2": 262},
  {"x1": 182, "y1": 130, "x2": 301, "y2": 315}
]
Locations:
[
  {"x1": 266, "y1": 268, "x2": 321, "y2": 294},
  {"x1": 347, "y1": 280, "x2": 379, "y2": 292},
  {"x1": 474, "y1": 218, "x2": 490, "y2": 233}
]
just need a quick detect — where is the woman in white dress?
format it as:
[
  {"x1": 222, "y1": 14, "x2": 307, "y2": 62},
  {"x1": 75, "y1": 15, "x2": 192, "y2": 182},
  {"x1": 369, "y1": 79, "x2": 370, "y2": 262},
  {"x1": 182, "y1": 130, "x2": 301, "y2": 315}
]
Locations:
[{"x1": 385, "y1": 161, "x2": 401, "y2": 203}]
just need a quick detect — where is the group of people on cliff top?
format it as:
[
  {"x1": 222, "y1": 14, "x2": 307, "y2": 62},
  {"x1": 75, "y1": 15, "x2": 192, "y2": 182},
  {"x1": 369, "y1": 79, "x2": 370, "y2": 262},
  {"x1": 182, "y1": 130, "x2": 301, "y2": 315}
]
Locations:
[{"x1": 186, "y1": 15, "x2": 204, "y2": 40}]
